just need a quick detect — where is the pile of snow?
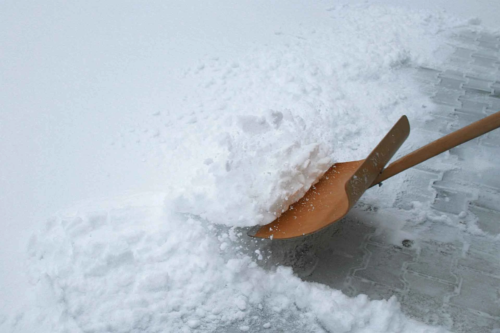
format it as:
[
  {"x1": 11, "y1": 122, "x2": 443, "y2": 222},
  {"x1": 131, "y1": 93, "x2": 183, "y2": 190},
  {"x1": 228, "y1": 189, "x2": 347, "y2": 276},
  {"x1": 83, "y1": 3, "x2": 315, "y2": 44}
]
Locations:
[
  {"x1": 19, "y1": 194, "x2": 445, "y2": 332},
  {"x1": 3, "y1": 3, "x2": 475, "y2": 333},
  {"x1": 135, "y1": 4, "x2": 458, "y2": 227}
]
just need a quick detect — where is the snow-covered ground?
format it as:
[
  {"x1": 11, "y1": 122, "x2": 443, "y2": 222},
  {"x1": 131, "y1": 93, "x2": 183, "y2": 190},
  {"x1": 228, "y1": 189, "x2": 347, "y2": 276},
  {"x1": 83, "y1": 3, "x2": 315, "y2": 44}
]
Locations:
[{"x1": 1, "y1": 1, "x2": 499, "y2": 332}]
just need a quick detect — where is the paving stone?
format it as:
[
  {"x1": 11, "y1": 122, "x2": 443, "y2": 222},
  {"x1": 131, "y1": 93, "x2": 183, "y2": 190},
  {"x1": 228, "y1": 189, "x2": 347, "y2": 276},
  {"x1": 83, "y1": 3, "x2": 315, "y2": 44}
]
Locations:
[
  {"x1": 433, "y1": 179, "x2": 469, "y2": 193},
  {"x1": 303, "y1": 220, "x2": 373, "y2": 289},
  {"x1": 439, "y1": 77, "x2": 465, "y2": 90},
  {"x1": 441, "y1": 169, "x2": 500, "y2": 190},
  {"x1": 477, "y1": 40, "x2": 500, "y2": 51},
  {"x1": 477, "y1": 34, "x2": 500, "y2": 44},
  {"x1": 486, "y1": 96, "x2": 500, "y2": 110},
  {"x1": 450, "y1": 267, "x2": 500, "y2": 317},
  {"x1": 415, "y1": 115, "x2": 453, "y2": 133},
  {"x1": 402, "y1": 130, "x2": 444, "y2": 160},
  {"x1": 412, "y1": 161, "x2": 448, "y2": 176},
  {"x1": 448, "y1": 57, "x2": 473, "y2": 71},
  {"x1": 307, "y1": 252, "x2": 361, "y2": 290},
  {"x1": 471, "y1": 54, "x2": 499, "y2": 68},
  {"x1": 399, "y1": 168, "x2": 440, "y2": 199},
  {"x1": 432, "y1": 187, "x2": 471, "y2": 215},
  {"x1": 401, "y1": 272, "x2": 455, "y2": 327},
  {"x1": 432, "y1": 89, "x2": 462, "y2": 107},
  {"x1": 491, "y1": 84, "x2": 500, "y2": 98},
  {"x1": 349, "y1": 276, "x2": 403, "y2": 301},
  {"x1": 354, "y1": 243, "x2": 413, "y2": 290},
  {"x1": 448, "y1": 140, "x2": 480, "y2": 161},
  {"x1": 459, "y1": 31, "x2": 480, "y2": 40},
  {"x1": 405, "y1": 270, "x2": 455, "y2": 298},
  {"x1": 448, "y1": 305, "x2": 500, "y2": 333},
  {"x1": 469, "y1": 64, "x2": 498, "y2": 78},
  {"x1": 407, "y1": 241, "x2": 459, "y2": 284},
  {"x1": 462, "y1": 89, "x2": 493, "y2": 102},
  {"x1": 439, "y1": 70, "x2": 466, "y2": 80},
  {"x1": 467, "y1": 234, "x2": 500, "y2": 257},
  {"x1": 453, "y1": 33, "x2": 478, "y2": 46},
  {"x1": 471, "y1": 188, "x2": 500, "y2": 211},
  {"x1": 473, "y1": 49, "x2": 500, "y2": 58},
  {"x1": 459, "y1": 247, "x2": 500, "y2": 276},
  {"x1": 468, "y1": 205, "x2": 500, "y2": 235},
  {"x1": 452, "y1": 48, "x2": 474, "y2": 60},
  {"x1": 394, "y1": 192, "x2": 430, "y2": 210},
  {"x1": 367, "y1": 228, "x2": 419, "y2": 253},
  {"x1": 463, "y1": 76, "x2": 493, "y2": 92},
  {"x1": 486, "y1": 107, "x2": 500, "y2": 115},
  {"x1": 446, "y1": 137, "x2": 497, "y2": 164},
  {"x1": 480, "y1": 131, "x2": 500, "y2": 147},
  {"x1": 415, "y1": 67, "x2": 440, "y2": 83},
  {"x1": 328, "y1": 220, "x2": 375, "y2": 254},
  {"x1": 400, "y1": 219, "x2": 461, "y2": 245},
  {"x1": 427, "y1": 104, "x2": 457, "y2": 118},
  {"x1": 454, "y1": 36, "x2": 477, "y2": 45},
  {"x1": 458, "y1": 98, "x2": 488, "y2": 113},
  {"x1": 449, "y1": 109, "x2": 486, "y2": 127}
]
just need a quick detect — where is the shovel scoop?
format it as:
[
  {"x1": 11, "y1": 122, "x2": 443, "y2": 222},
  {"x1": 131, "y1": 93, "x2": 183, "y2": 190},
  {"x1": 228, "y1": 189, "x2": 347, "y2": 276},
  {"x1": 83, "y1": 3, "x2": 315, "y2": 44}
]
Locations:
[{"x1": 249, "y1": 111, "x2": 500, "y2": 240}]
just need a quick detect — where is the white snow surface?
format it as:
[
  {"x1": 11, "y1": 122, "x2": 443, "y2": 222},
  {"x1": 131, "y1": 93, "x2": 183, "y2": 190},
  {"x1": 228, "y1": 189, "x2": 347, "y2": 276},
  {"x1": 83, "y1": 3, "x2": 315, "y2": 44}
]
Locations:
[{"x1": 2, "y1": 1, "x2": 496, "y2": 332}]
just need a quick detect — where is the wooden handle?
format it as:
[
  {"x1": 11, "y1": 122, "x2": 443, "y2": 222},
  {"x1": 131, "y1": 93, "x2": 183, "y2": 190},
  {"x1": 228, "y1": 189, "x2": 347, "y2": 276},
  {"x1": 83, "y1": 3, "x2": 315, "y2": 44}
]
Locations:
[{"x1": 372, "y1": 110, "x2": 500, "y2": 186}]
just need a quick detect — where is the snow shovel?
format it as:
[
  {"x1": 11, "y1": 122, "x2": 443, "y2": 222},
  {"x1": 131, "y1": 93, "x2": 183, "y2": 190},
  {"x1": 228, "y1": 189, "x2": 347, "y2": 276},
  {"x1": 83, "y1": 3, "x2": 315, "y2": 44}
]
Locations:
[{"x1": 249, "y1": 110, "x2": 500, "y2": 239}]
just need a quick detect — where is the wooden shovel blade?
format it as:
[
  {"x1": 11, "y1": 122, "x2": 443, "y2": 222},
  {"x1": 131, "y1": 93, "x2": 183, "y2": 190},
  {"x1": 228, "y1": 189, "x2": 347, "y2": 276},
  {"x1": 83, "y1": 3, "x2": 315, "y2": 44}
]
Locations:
[{"x1": 248, "y1": 116, "x2": 410, "y2": 239}]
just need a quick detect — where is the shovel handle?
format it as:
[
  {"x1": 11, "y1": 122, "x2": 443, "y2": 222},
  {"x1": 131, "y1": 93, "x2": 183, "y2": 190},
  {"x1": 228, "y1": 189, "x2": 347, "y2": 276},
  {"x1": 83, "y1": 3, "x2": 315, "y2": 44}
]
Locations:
[{"x1": 373, "y1": 110, "x2": 500, "y2": 186}]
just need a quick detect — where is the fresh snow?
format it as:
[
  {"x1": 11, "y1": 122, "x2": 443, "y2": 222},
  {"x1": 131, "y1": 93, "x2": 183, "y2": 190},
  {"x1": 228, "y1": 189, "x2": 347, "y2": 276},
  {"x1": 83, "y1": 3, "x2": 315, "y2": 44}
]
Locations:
[
  {"x1": 1, "y1": 1, "x2": 498, "y2": 332},
  {"x1": 20, "y1": 194, "x2": 442, "y2": 332}
]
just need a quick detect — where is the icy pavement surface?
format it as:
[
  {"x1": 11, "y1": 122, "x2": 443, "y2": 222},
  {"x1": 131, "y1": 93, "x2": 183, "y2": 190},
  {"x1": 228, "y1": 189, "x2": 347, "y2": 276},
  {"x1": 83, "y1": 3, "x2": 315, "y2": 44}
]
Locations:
[{"x1": 292, "y1": 29, "x2": 500, "y2": 333}]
